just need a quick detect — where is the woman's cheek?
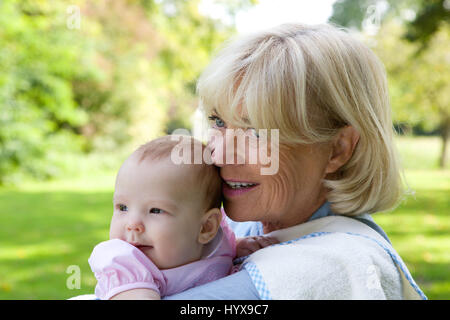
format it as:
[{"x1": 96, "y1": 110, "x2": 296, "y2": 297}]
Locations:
[
  {"x1": 267, "y1": 146, "x2": 300, "y2": 200},
  {"x1": 260, "y1": 168, "x2": 293, "y2": 218}
]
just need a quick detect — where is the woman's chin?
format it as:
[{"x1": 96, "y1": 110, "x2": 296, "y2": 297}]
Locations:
[{"x1": 223, "y1": 199, "x2": 260, "y2": 222}]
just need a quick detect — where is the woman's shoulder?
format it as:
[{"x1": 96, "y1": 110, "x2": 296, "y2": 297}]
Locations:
[
  {"x1": 243, "y1": 231, "x2": 403, "y2": 299},
  {"x1": 242, "y1": 216, "x2": 426, "y2": 300}
]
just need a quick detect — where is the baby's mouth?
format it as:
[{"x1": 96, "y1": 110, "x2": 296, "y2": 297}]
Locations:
[
  {"x1": 137, "y1": 245, "x2": 153, "y2": 253},
  {"x1": 128, "y1": 242, "x2": 153, "y2": 251}
]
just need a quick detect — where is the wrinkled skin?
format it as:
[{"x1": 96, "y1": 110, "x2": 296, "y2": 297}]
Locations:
[{"x1": 208, "y1": 115, "x2": 333, "y2": 233}]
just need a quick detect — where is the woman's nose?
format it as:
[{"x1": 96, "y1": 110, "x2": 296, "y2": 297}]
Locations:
[
  {"x1": 208, "y1": 133, "x2": 226, "y2": 167},
  {"x1": 210, "y1": 144, "x2": 225, "y2": 167},
  {"x1": 208, "y1": 129, "x2": 247, "y2": 167}
]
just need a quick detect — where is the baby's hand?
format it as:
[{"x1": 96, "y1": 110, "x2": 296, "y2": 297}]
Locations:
[{"x1": 235, "y1": 235, "x2": 279, "y2": 258}]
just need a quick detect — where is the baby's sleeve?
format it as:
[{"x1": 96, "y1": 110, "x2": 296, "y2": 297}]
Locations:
[{"x1": 88, "y1": 239, "x2": 167, "y2": 300}]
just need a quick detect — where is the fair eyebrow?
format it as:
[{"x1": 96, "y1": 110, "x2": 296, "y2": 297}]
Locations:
[{"x1": 113, "y1": 195, "x2": 127, "y2": 203}]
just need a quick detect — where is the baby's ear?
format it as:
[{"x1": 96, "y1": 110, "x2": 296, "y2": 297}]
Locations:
[{"x1": 198, "y1": 208, "x2": 221, "y2": 244}]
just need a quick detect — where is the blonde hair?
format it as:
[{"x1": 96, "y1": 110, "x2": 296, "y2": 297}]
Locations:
[{"x1": 197, "y1": 23, "x2": 404, "y2": 216}]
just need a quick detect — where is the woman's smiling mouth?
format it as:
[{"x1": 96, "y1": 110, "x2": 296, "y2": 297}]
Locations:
[
  {"x1": 225, "y1": 180, "x2": 258, "y2": 189},
  {"x1": 222, "y1": 180, "x2": 259, "y2": 197}
]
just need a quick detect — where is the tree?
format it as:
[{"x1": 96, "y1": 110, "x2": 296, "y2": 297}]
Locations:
[
  {"x1": 370, "y1": 21, "x2": 450, "y2": 168},
  {"x1": 330, "y1": 0, "x2": 450, "y2": 168},
  {"x1": 0, "y1": 0, "x2": 257, "y2": 184},
  {"x1": 138, "y1": 0, "x2": 256, "y2": 134},
  {"x1": 0, "y1": 0, "x2": 89, "y2": 183},
  {"x1": 329, "y1": 0, "x2": 450, "y2": 47},
  {"x1": 403, "y1": 0, "x2": 450, "y2": 47}
]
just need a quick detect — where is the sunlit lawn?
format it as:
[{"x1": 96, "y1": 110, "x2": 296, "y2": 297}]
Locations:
[
  {"x1": 0, "y1": 136, "x2": 448, "y2": 299},
  {"x1": 0, "y1": 173, "x2": 115, "y2": 299},
  {"x1": 372, "y1": 136, "x2": 450, "y2": 299}
]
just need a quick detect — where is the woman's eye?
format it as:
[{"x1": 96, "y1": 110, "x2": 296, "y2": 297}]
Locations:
[
  {"x1": 208, "y1": 115, "x2": 226, "y2": 128},
  {"x1": 149, "y1": 208, "x2": 165, "y2": 214},
  {"x1": 118, "y1": 204, "x2": 128, "y2": 212}
]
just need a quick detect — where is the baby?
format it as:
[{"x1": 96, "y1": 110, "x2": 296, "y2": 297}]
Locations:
[{"x1": 89, "y1": 135, "x2": 277, "y2": 300}]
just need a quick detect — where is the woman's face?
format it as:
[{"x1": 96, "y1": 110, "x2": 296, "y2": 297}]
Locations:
[{"x1": 208, "y1": 113, "x2": 331, "y2": 232}]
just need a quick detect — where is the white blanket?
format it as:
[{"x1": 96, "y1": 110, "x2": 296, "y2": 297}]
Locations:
[{"x1": 242, "y1": 215, "x2": 426, "y2": 300}]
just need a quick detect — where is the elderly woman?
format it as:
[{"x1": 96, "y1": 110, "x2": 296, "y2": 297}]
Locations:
[{"x1": 163, "y1": 23, "x2": 426, "y2": 300}]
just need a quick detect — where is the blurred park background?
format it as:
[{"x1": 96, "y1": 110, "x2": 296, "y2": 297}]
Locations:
[{"x1": 0, "y1": 0, "x2": 449, "y2": 299}]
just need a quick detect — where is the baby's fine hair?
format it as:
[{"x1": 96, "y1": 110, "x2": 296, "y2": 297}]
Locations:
[{"x1": 135, "y1": 135, "x2": 223, "y2": 211}]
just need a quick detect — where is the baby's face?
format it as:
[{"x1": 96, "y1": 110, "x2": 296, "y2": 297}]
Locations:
[{"x1": 110, "y1": 155, "x2": 207, "y2": 269}]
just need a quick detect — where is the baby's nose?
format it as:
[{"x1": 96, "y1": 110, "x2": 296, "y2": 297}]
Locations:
[{"x1": 126, "y1": 221, "x2": 145, "y2": 233}]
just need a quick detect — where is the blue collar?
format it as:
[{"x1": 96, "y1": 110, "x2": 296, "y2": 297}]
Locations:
[
  {"x1": 308, "y1": 201, "x2": 336, "y2": 222},
  {"x1": 225, "y1": 201, "x2": 390, "y2": 244},
  {"x1": 309, "y1": 201, "x2": 391, "y2": 244}
]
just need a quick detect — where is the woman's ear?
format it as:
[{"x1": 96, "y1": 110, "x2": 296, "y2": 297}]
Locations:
[
  {"x1": 198, "y1": 208, "x2": 222, "y2": 245},
  {"x1": 325, "y1": 126, "x2": 360, "y2": 174}
]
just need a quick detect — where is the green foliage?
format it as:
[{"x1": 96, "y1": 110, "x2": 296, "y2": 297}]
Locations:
[
  {"x1": 329, "y1": 0, "x2": 450, "y2": 46},
  {"x1": 370, "y1": 20, "x2": 450, "y2": 166},
  {"x1": 142, "y1": 0, "x2": 236, "y2": 134},
  {"x1": 372, "y1": 21, "x2": 449, "y2": 127},
  {"x1": 0, "y1": 0, "x2": 89, "y2": 184},
  {"x1": 329, "y1": 0, "x2": 380, "y2": 30},
  {"x1": 329, "y1": 0, "x2": 450, "y2": 167},
  {"x1": 404, "y1": 0, "x2": 450, "y2": 47},
  {"x1": 0, "y1": 0, "x2": 245, "y2": 184}
]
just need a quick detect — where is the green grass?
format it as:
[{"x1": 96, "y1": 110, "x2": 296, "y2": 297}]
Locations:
[
  {"x1": 0, "y1": 136, "x2": 448, "y2": 299},
  {"x1": 395, "y1": 136, "x2": 444, "y2": 170},
  {"x1": 0, "y1": 173, "x2": 116, "y2": 299},
  {"x1": 374, "y1": 136, "x2": 450, "y2": 299},
  {"x1": 372, "y1": 170, "x2": 450, "y2": 299}
]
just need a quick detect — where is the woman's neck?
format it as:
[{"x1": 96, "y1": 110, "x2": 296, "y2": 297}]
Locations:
[{"x1": 261, "y1": 197, "x2": 327, "y2": 234}]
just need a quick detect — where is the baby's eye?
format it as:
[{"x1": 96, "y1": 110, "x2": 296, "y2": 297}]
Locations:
[
  {"x1": 118, "y1": 204, "x2": 128, "y2": 212},
  {"x1": 208, "y1": 115, "x2": 226, "y2": 128},
  {"x1": 149, "y1": 208, "x2": 165, "y2": 214}
]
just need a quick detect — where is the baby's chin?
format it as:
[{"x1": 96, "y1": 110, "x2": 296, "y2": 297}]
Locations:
[
  {"x1": 134, "y1": 244, "x2": 192, "y2": 270},
  {"x1": 135, "y1": 245, "x2": 153, "y2": 257},
  {"x1": 138, "y1": 246, "x2": 165, "y2": 267}
]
